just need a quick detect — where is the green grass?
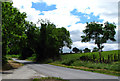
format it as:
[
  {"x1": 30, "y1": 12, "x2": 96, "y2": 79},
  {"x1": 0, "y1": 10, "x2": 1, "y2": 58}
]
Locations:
[
  {"x1": 26, "y1": 54, "x2": 36, "y2": 61},
  {"x1": 71, "y1": 61, "x2": 120, "y2": 71},
  {"x1": 61, "y1": 50, "x2": 119, "y2": 61},
  {"x1": 50, "y1": 62, "x2": 120, "y2": 76},
  {"x1": 6, "y1": 54, "x2": 20, "y2": 60},
  {"x1": 50, "y1": 50, "x2": 120, "y2": 76}
]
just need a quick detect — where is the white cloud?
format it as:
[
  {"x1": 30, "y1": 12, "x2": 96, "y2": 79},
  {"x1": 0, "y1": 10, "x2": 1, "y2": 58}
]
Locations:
[
  {"x1": 12, "y1": 0, "x2": 119, "y2": 52},
  {"x1": 72, "y1": 42, "x2": 96, "y2": 50}
]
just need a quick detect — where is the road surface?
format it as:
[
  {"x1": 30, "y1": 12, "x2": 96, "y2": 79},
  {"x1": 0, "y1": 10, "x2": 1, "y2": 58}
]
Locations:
[{"x1": 12, "y1": 58, "x2": 119, "y2": 80}]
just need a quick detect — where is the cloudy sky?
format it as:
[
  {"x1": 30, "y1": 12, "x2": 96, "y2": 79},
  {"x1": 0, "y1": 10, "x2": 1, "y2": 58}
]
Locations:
[{"x1": 12, "y1": 0, "x2": 119, "y2": 52}]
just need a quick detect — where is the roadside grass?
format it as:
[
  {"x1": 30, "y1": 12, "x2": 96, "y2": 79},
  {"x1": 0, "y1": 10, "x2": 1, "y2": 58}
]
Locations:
[
  {"x1": 49, "y1": 62, "x2": 120, "y2": 76},
  {"x1": 3, "y1": 54, "x2": 23, "y2": 71},
  {"x1": 2, "y1": 60, "x2": 23, "y2": 71},
  {"x1": 33, "y1": 77, "x2": 68, "y2": 81},
  {"x1": 49, "y1": 50, "x2": 120, "y2": 76}
]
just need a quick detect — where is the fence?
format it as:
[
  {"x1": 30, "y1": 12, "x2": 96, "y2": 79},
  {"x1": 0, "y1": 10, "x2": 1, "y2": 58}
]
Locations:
[{"x1": 79, "y1": 53, "x2": 120, "y2": 63}]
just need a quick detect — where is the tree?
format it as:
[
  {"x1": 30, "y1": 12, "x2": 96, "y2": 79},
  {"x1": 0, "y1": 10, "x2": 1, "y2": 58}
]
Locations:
[
  {"x1": 53, "y1": 27, "x2": 72, "y2": 54},
  {"x1": 19, "y1": 21, "x2": 39, "y2": 59},
  {"x1": 79, "y1": 49, "x2": 82, "y2": 53},
  {"x1": 83, "y1": 48, "x2": 91, "y2": 53},
  {"x1": 92, "y1": 47, "x2": 99, "y2": 52},
  {"x1": 72, "y1": 47, "x2": 79, "y2": 53},
  {"x1": 35, "y1": 20, "x2": 72, "y2": 62},
  {"x1": 2, "y1": 2, "x2": 27, "y2": 65},
  {"x1": 81, "y1": 22, "x2": 116, "y2": 62}
]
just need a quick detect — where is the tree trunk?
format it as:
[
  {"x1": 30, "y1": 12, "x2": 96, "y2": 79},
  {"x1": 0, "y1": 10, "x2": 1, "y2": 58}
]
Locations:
[{"x1": 60, "y1": 47, "x2": 63, "y2": 54}]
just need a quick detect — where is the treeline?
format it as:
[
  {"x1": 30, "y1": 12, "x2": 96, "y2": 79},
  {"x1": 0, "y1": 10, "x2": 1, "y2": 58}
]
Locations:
[
  {"x1": 72, "y1": 47, "x2": 99, "y2": 53},
  {"x1": 2, "y1": 2, "x2": 72, "y2": 64}
]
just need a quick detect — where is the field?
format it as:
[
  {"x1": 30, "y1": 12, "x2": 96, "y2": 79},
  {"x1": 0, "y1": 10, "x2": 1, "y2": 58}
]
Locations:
[
  {"x1": 50, "y1": 50, "x2": 120, "y2": 76},
  {"x1": 61, "y1": 50, "x2": 119, "y2": 62}
]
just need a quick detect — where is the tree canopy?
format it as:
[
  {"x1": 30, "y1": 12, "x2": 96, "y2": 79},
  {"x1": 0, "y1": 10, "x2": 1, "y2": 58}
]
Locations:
[
  {"x1": 81, "y1": 22, "x2": 116, "y2": 52},
  {"x1": 2, "y1": 2, "x2": 72, "y2": 63},
  {"x1": 81, "y1": 22, "x2": 116, "y2": 62},
  {"x1": 2, "y1": 2, "x2": 27, "y2": 64},
  {"x1": 35, "y1": 20, "x2": 72, "y2": 62},
  {"x1": 83, "y1": 48, "x2": 91, "y2": 53},
  {"x1": 92, "y1": 47, "x2": 99, "y2": 52},
  {"x1": 72, "y1": 47, "x2": 79, "y2": 53}
]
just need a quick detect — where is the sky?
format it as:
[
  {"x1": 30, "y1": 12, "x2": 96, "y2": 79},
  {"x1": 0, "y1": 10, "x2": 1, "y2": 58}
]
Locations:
[{"x1": 12, "y1": 0, "x2": 119, "y2": 53}]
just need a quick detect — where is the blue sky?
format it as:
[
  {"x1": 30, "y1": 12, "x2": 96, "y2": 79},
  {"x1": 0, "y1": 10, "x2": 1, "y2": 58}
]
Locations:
[
  {"x1": 12, "y1": 0, "x2": 119, "y2": 52},
  {"x1": 70, "y1": 9, "x2": 104, "y2": 24},
  {"x1": 32, "y1": 2, "x2": 57, "y2": 12}
]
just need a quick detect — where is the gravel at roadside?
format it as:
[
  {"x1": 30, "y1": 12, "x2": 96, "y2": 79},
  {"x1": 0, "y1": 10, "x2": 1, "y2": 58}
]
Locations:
[{"x1": 2, "y1": 65, "x2": 46, "y2": 80}]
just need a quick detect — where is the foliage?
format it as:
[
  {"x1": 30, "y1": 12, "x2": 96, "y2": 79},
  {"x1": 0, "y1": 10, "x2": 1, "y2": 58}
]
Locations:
[
  {"x1": 72, "y1": 47, "x2": 79, "y2": 53},
  {"x1": 35, "y1": 20, "x2": 72, "y2": 62},
  {"x1": 6, "y1": 54, "x2": 20, "y2": 59},
  {"x1": 79, "y1": 49, "x2": 82, "y2": 53},
  {"x1": 92, "y1": 47, "x2": 99, "y2": 52},
  {"x1": 81, "y1": 22, "x2": 116, "y2": 62},
  {"x1": 2, "y1": 2, "x2": 72, "y2": 63},
  {"x1": 2, "y1": 2, "x2": 27, "y2": 65},
  {"x1": 81, "y1": 22, "x2": 116, "y2": 51},
  {"x1": 26, "y1": 54, "x2": 36, "y2": 61},
  {"x1": 19, "y1": 21, "x2": 40, "y2": 59},
  {"x1": 83, "y1": 48, "x2": 91, "y2": 53}
]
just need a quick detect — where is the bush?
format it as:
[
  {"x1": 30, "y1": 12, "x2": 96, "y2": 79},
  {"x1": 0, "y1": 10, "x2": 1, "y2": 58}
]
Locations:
[
  {"x1": 61, "y1": 59, "x2": 75, "y2": 66},
  {"x1": 27, "y1": 54, "x2": 36, "y2": 61},
  {"x1": 43, "y1": 59, "x2": 53, "y2": 63}
]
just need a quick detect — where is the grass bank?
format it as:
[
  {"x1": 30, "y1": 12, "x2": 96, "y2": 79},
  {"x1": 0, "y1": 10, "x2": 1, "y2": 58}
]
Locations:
[{"x1": 49, "y1": 50, "x2": 120, "y2": 76}]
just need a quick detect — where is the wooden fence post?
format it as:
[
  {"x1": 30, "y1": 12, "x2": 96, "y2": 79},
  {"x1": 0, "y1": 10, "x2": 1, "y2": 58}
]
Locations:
[
  {"x1": 118, "y1": 53, "x2": 120, "y2": 61},
  {"x1": 93, "y1": 54, "x2": 95, "y2": 62},
  {"x1": 114, "y1": 53, "x2": 117, "y2": 61},
  {"x1": 111, "y1": 54, "x2": 113, "y2": 63},
  {"x1": 108, "y1": 55, "x2": 110, "y2": 63}
]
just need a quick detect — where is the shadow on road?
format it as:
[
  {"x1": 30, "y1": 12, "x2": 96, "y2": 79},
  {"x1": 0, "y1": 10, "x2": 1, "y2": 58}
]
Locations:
[{"x1": 2, "y1": 71, "x2": 13, "y2": 74}]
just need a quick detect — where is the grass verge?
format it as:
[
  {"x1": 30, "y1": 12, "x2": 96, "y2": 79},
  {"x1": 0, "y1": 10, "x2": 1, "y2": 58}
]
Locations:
[
  {"x1": 2, "y1": 60, "x2": 23, "y2": 71},
  {"x1": 49, "y1": 63, "x2": 120, "y2": 76}
]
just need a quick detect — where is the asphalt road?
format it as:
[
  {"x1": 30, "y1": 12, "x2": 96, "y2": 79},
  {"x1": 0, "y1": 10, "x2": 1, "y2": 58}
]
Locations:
[{"x1": 12, "y1": 58, "x2": 119, "y2": 80}]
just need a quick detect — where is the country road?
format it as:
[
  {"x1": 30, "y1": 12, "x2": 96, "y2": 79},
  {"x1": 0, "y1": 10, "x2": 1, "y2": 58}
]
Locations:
[{"x1": 11, "y1": 58, "x2": 119, "y2": 80}]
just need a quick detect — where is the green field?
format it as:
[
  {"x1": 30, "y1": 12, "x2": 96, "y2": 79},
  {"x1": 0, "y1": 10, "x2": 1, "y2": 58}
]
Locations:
[
  {"x1": 50, "y1": 50, "x2": 120, "y2": 76},
  {"x1": 61, "y1": 50, "x2": 119, "y2": 61}
]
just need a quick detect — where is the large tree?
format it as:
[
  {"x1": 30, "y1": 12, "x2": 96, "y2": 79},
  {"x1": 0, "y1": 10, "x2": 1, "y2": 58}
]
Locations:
[
  {"x1": 19, "y1": 21, "x2": 39, "y2": 59},
  {"x1": 53, "y1": 27, "x2": 72, "y2": 54},
  {"x1": 81, "y1": 22, "x2": 116, "y2": 62},
  {"x1": 36, "y1": 20, "x2": 72, "y2": 62},
  {"x1": 2, "y1": 2, "x2": 27, "y2": 64}
]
